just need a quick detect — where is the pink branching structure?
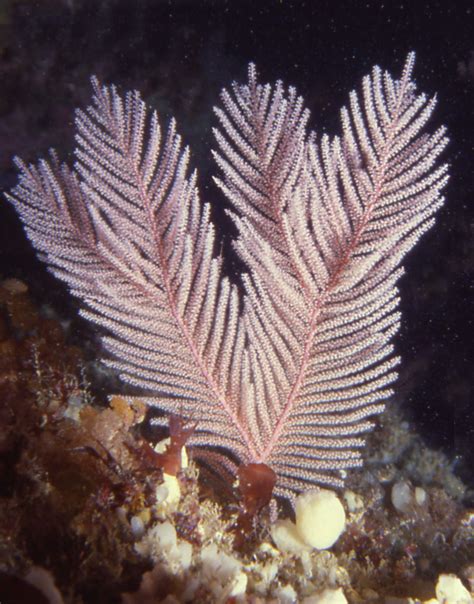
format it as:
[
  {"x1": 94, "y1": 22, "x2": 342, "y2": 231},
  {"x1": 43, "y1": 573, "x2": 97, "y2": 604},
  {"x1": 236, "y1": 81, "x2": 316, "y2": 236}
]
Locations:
[{"x1": 6, "y1": 54, "x2": 448, "y2": 503}]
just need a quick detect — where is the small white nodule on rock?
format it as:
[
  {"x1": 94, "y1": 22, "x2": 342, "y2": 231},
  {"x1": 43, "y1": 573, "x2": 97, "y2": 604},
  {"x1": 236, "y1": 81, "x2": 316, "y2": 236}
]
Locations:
[
  {"x1": 201, "y1": 544, "x2": 248, "y2": 600},
  {"x1": 435, "y1": 573, "x2": 472, "y2": 604},
  {"x1": 414, "y1": 486, "x2": 428, "y2": 506},
  {"x1": 130, "y1": 515, "x2": 145, "y2": 539},
  {"x1": 391, "y1": 480, "x2": 413, "y2": 514},
  {"x1": 391, "y1": 481, "x2": 429, "y2": 515},
  {"x1": 155, "y1": 473, "x2": 181, "y2": 509},
  {"x1": 295, "y1": 488, "x2": 346, "y2": 550},
  {"x1": 272, "y1": 583, "x2": 298, "y2": 603},
  {"x1": 134, "y1": 521, "x2": 193, "y2": 572},
  {"x1": 302, "y1": 587, "x2": 348, "y2": 604},
  {"x1": 343, "y1": 489, "x2": 364, "y2": 513},
  {"x1": 270, "y1": 518, "x2": 312, "y2": 554}
]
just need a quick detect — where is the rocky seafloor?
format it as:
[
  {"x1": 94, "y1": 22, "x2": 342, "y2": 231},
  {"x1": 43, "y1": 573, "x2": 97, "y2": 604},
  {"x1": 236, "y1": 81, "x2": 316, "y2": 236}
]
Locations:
[{"x1": 0, "y1": 278, "x2": 472, "y2": 604}]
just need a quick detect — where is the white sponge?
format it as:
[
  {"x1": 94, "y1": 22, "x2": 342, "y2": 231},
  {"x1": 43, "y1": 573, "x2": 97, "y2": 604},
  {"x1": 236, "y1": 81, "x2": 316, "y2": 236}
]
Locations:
[
  {"x1": 295, "y1": 488, "x2": 346, "y2": 550},
  {"x1": 272, "y1": 488, "x2": 346, "y2": 553}
]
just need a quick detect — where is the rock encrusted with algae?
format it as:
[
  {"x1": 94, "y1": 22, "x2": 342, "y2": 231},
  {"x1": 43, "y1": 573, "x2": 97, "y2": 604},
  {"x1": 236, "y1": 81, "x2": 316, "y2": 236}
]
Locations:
[{"x1": 0, "y1": 278, "x2": 472, "y2": 604}]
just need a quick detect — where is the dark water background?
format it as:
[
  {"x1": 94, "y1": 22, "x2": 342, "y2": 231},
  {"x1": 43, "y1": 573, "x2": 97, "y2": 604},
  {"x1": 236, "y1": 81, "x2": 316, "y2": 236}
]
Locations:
[{"x1": 0, "y1": 0, "x2": 472, "y2": 486}]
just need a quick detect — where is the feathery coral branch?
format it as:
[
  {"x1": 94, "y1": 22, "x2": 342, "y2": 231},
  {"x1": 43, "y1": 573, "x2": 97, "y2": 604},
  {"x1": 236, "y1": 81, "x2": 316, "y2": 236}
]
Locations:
[{"x1": 6, "y1": 54, "x2": 448, "y2": 502}]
